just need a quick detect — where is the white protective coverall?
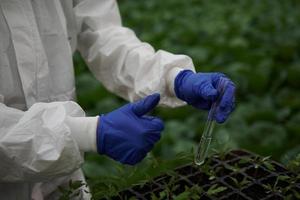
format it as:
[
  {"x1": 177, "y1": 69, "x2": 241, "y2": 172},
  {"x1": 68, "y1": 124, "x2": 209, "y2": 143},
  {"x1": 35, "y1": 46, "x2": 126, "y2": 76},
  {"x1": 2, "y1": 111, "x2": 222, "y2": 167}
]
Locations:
[{"x1": 0, "y1": 0, "x2": 195, "y2": 199}]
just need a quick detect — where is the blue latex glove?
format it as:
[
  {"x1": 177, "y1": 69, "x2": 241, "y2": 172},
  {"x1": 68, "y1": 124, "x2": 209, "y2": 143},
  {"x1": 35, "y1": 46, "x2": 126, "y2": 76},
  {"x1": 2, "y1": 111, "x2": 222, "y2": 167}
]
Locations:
[
  {"x1": 97, "y1": 93, "x2": 164, "y2": 165},
  {"x1": 175, "y1": 70, "x2": 236, "y2": 123}
]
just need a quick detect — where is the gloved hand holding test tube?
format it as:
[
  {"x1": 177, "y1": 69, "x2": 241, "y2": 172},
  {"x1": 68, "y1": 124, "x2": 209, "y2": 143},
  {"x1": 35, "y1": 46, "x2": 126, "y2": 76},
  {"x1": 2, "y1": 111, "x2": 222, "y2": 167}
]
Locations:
[{"x1": 195, "y1": 77, "x2": 229, "y2": 166}]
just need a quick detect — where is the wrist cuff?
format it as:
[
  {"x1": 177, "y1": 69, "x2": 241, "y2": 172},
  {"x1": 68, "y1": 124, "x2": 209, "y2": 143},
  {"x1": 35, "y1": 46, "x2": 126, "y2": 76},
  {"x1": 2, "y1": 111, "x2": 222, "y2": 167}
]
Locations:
[
  {"x1": 66, "y1": 116, "x2": 98, "y2": 152},
  {"x1": 166, "y1": 67, "x2": 186, "y2": 96}
]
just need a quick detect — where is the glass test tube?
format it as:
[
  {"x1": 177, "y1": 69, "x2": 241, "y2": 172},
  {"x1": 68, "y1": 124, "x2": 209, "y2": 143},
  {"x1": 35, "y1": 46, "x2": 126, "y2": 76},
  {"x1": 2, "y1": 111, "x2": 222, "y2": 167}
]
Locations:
[{"x1": 195, "y1": 78, "x2": 229, "y2": 166}]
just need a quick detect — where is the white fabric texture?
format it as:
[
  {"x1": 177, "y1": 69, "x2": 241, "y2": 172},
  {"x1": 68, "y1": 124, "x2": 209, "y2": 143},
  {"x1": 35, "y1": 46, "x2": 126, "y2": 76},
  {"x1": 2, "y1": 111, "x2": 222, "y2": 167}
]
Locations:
[
  {"x1": 0, "y1": 0, "x2": 195, "y2": 199},
  {"x1": 166, "y1": 67, "x2": 186, "y2": 96},
  {"x1": 0, "y1": 101, "x2": 85, "y2": 182},
  {"x1": 74, "y1": 0, "x2": 195, "y2": 107},
  {"x1": 66, "y1": 116, "x2": 98, "y2": 152}
]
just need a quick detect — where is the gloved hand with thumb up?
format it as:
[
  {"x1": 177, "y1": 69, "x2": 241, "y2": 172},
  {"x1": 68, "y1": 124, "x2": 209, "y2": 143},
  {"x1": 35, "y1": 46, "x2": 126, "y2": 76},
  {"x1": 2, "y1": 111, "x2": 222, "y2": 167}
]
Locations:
[{"x1": 96, "y1": 93, "x2": 164, "y2": 165}]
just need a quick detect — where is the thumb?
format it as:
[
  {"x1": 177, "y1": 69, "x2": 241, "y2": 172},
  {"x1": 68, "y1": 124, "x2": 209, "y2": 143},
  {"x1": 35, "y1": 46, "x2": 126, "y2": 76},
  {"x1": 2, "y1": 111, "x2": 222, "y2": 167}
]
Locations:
[
  {"x1": 195, "y1": 81, "x2": 218, "y2": 101},
  {"x1": 132, "y1": 93, "x2": 160, "y2": 117}
]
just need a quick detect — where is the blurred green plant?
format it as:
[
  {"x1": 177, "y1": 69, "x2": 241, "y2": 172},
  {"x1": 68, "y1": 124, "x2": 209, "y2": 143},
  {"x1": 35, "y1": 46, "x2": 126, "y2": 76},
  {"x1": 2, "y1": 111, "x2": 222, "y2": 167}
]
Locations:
[
  {"x1": 73, "y1": 0, "x2": 300, "y2": 198},
  {"x1": 58, "y1": 180, "x2": 89, "y2": 200}
]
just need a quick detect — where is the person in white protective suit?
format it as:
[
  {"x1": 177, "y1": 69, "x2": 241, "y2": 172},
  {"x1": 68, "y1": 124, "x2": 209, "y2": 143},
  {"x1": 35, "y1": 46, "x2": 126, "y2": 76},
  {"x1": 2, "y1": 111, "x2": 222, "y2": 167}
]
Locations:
[{"x1": 0, "y1": 0, "x2": 236, "y2": 199}]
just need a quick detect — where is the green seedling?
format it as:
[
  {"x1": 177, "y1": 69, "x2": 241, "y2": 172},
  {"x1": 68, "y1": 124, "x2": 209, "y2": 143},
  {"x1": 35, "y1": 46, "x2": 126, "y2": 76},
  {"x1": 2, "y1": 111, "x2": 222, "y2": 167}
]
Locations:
[
  {"x1": 225, "y1": 162, "x2": 245, "y2": 174},
  {"x1": 263, "y1": 177, "x2": 284, "y2": 193},
  {"x1": 200, "y1": 162, "x2": 218, "y2": 180},
  {"x1": 151, "y1": 185, "x2": 204, "y2": 200},
  {"x1": 212, "y1": 148, "x2": 231, "y2": 161},
  {"x1": 254, "y1": 156, "x2": 275, "y2": 171},
  {"x1": 153, "y1": 172, "x2": 183, "y2": 199},
  {"x1": 229, "y1": 177, "x2": 250, "y2": 190},
  {"x1": 58, "y1": 180, "x2": 89, "y2": 200},
  {"x1": 239, "y1": 155, "x2": 275, "y2": 179},
  {"x1": 262, "y1": 174, "x2": 300, "y2": 199},
  {"x1": 174, "y1": 185, "x2": 204, "y2": 200},
  {"x1": 287, "y1": 153, "x2": 300, "y2": 174},
  {"x1": 278, "y1": 174, "x2": 300, "y2": 195},
  {"x1": 206, "y1": 184, "x2": 227, "y2": 197}
]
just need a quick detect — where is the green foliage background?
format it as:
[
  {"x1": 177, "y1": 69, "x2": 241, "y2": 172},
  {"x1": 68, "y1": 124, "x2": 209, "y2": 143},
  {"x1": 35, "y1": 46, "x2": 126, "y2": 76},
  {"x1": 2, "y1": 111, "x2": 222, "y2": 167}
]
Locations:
[{"x1": 73, "y1": 0, "x2": 300, "y2": 198}]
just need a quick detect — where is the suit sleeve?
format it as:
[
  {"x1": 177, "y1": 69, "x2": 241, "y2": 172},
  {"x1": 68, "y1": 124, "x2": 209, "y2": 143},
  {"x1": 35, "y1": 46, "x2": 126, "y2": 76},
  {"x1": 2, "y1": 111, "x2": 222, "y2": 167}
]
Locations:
[
  {"x1": 0, "y1": 101, "x2": 85, "y2": 182},
  {"x1": 74, "y1": 0, "x2": 196, "y2": 107}
]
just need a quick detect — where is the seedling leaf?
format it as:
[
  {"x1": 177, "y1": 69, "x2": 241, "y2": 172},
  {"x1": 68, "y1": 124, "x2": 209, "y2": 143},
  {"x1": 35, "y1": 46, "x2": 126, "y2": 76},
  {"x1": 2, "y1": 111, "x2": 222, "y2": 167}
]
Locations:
[
  {"x1": 207, "y1": 184, "x2": 227, "y2": 196},
  {"x1": 263, "y1": 161, "x2": 275, "y2": 171}
]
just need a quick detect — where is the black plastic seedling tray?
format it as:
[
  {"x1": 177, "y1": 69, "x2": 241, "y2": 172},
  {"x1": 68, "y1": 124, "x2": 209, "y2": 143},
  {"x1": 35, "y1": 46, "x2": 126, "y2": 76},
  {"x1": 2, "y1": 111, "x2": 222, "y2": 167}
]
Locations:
[{"x1": 106, "y1": 150, "x2": 300, "y2": 200}]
